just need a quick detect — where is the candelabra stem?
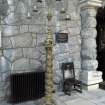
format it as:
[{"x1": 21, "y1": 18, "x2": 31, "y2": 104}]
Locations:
[{"x1": 42, "y1": 9, "x2": 56, "y2": 105}]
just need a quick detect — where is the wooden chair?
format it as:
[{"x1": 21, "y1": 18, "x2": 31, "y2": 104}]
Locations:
[{"x1": 61, "y1": 62, "x2": 82, "y2": 95}]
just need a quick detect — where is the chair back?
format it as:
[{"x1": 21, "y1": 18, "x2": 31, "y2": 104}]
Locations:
[{"x1": 61, "y1": 62, "x2": 75, "y2": 80}]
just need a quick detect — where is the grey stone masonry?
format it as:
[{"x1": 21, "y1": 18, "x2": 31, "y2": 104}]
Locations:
[
  {"x1": 12, "y1": 58, "x2": 30, "y2": 71},
  {"x1": 11, "y1": 33, "x2": 33, "y2": 48},
  {"x1": 0, "y1": 0, "x2": 82, "y2": 102},
  {"x1": 80, "y1": 0, "x2": 103, "y2": 90},
  {"x1": 80, "y1": 2, "x2": 100, "y2": 71},
  {"x1": 4, "y1": 48, "x2": 23, "y2": 62}
]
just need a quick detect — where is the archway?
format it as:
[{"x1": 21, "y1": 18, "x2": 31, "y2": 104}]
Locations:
[{"x1": 96, "y1": 7, "x2": 105, "y2": 81}]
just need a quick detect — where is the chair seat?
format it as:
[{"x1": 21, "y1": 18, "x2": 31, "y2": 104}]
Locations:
[{"x1": 64, "y1": 78, "x2": 81, "y2": 85}]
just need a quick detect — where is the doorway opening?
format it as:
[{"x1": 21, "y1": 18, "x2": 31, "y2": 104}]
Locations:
[{"x1": 96, "y1": 7, "x2": 105, "y2": 81}]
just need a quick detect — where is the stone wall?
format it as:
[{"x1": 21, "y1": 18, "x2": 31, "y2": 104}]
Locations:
[
  {"x1": 0, "y1": 0, "x2": 81, "y2": 104},
  {"x1": 53, "y1": 0, "x2": 81, "y2": 89}
]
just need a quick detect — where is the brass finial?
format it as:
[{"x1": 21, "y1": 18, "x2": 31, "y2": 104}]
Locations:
[
  {"x1": 46, "y1": 8, "x2": 53, "y2": 44},
  {"x1": 47, "y1": 8, "x2": 52, "y2": 21}
]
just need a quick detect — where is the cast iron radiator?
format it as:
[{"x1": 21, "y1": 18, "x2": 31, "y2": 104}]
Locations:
[{"x1": 9, "y1": 71, "x2": 45, "y2": 103}]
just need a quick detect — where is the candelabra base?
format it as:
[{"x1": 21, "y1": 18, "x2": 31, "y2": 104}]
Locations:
[{"x1": 39, "y1": 97, "x2": 57, "y2": 105}]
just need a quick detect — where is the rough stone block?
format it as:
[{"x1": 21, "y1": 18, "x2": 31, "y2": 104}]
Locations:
[
  {"x1": 12, "y1": 58, "x2": 29, "y2": 71},
  {"x1": 60, "y1": 24, "x2": 67, "y2": 31},
  {"x1": 60, "y1": 21, "x2": 67, "y2": 28},
  {"x1": 81, "y1": 8, "x2": 97, "y2": 17},
  {"x1": 71, "y1": 52, "x2": 81, "y2": 61},
  {"x1": 8, "y1": 5, "x2": 15, "y2": 12},
  {"x1": 68, "y1": 27, "x2": 80, "y2": 35},
  {"x1": 23, "y1": 48, "x2": 41, "y2": 59},
  {"x1": 53, "y1": 68, "x2": 62, "y2": 81},
  {"x1": 67, "y1": 20, "x2": 81, "y2": 28},
  {"x1": 74, "y1": 61, "x2": 81, "y2": 69},
  {"x1": 20, "y1": 25, "x2": 29, "y2": 33},
  {"x1": 69, "y1": 45, "x2": 80, "y2": 54},
  {"x1": 4, "y1": 12, "x2": 20, "y2": 25},
  {"x1": 82, "y1": 60, "x2": 98, "y2": 70},
  {"x1": 55, "y1": 44, "x2": 69, "y2": 54},
  {"x1": 30, "y1": 16, "x2": 45, "y2": 25},
  {"x1": 70, "y1": 12, "x2": 80, "y2": 20},
  {"x1": 82, "y1": 38, "x2": 96, "y2": 49},
  {"x1": 11, "y1": 33, "x2": 33, "y2": 48},
  {"x1": 7, "y1": 0, "x2": 15, "y2": 5},
  {"x1": 40, "y1": 54, "x2": 46, "y2": 63},
  {"x1": 68, "y1": 36, "x2": 81, "y2": 46},
  {"x1": 29, "y1": 25, "x2": 43, "y2": 33},
  {"x1": 38, "y1": 46, "x2": 46, "y2": 55},
  {"x1": 81, "y1": 28, "x2": 97, "y2": 38},
  {"x1": 30, "y1": 59, "x2": 42, "y2": 70},
  {"x1": 31, "y1": 33, "x2": 37, "y2": 39},
  {"x1": 37, "y1": 34, "x2": 46, "y2": 46},
  {"x1": 81, "y1": 17, "x2": 96, "y2": 28},
  {"x1": 53, "y1": 60, "x2": 60, "y2": 70},
  {"x1": 4, "y1": 48, "x2": 23, "y2": 62},
  {"x1": 81, "y1": 49, "x2": 97, "y2": 59},
  {"x1": 32, "y1": 39, "x2": 37, "y2": 47},
  {"x1": 2, "y1": 37, "x2": 12, "y2": 48},
  {"x1": 54, "y1": 53, "x2": 70, "y2": 62},
  {"x1": 2, "y1": 25, "x2": 19, "y2": 36},
  {"x1": 31, "y1": 33, "x2": 37, "y2": 47},
  {"x1": 1, "y1": 72, "x2": 10, "y2": 82},
  {"x1": 0, "y1": 57, "x2": 11, "y2": 72},
  {"x1": 53, "y1": 44, "x2": 61, "y2": 55}
]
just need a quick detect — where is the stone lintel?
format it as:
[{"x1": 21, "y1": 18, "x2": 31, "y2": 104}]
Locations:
[{"x1": 79, "y1": 0, "x2": 103, "y2": 9}]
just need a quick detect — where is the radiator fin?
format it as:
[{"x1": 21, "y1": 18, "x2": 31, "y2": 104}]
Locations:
[{"x1": 9, "y1": 71, "x2": 45, "y2": 103}]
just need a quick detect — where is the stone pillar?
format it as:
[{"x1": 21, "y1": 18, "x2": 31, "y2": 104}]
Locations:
[{"x1": 79, "y1": 0, "x2": 103, "y2": 90}]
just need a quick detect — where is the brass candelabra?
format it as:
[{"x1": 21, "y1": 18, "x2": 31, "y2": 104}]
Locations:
[{"x1": 42, "y1": 9, "x2": 56, "y2": 105}]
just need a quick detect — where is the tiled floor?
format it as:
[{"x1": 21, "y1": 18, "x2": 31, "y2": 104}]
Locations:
[
  {"x1": 1, "y1": 89, "x2": 105, "y2": 105},
  {"x1": 54, "y1": 89, "x2": 105, "y2": 105}
]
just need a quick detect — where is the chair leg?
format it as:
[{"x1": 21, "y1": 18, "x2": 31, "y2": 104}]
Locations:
[
  {"x1": 74, "y1": 85, "x2": 76, "y2": 89},
  {"x1": 74, "y1": 83, "x2": 82, "y2": 93},
  {"x1": 80, "y1": 83, "x2": 82, "y2": 93},
  {"x1": 63, "y1": 84, "x2": 67, "y2": 94},
  {"x1": 68, "y1": 86, "x2": 72, "y2": 95},
  {"x1": 65, "y1": 86, "x2": 71, "y2": 96},
  {"x1": 63, "y1": 83, "x2": 72, "y2": 96},
  {"x1": 67, "y1": 83, "x2": 72, "y2": 96}
]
